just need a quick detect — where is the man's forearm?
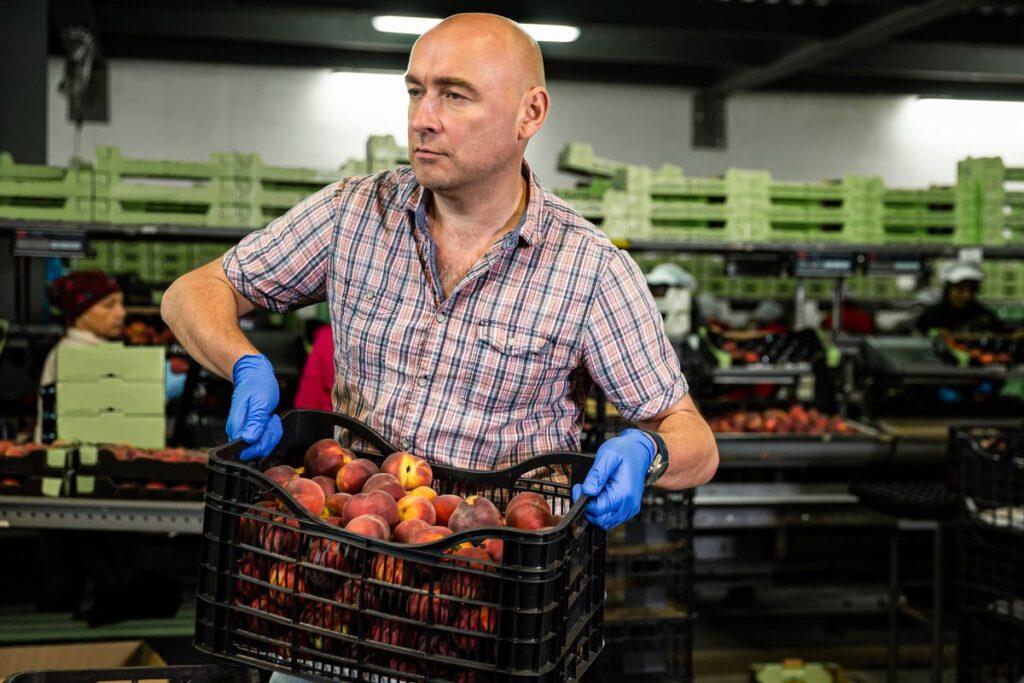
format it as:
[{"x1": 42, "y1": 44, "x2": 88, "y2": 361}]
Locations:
[
  {"x1": 161, "y1": 267, "x2": 259, "y2": 380},
  {"x1": 652, "y1": 411, "x2": 718, "y2": 490}
]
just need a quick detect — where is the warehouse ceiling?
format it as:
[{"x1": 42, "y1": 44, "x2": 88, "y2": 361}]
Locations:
[{"x1": 49, "y1": 0, "x2": 1024, "y2": 100}]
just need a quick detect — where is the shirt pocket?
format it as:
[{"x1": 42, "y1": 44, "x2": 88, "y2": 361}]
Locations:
[
  {"x1": 462, "y1": 322, "x2": 554, "y2": 412},
  {"x1": 342, "y1": 284, "x2": 401, "y2": 380}
]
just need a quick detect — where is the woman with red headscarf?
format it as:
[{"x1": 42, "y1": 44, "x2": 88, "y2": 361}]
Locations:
[{"x1": 35, "y1": 271, "x2": 126, "y2": 440}]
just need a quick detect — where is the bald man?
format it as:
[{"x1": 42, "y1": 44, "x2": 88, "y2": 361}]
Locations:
[{"x1": 163, "y1": 14, "x2": 716, "y2": 533}]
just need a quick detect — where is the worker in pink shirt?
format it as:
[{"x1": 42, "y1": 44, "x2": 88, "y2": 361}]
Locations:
[{"x1": 293, "y1": 324, "x2": 334, "y2": 411}]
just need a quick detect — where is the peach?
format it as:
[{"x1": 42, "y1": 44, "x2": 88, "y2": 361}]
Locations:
[
  {"x1": 372, "y1": 553, "x2": 410, "y2": 585},
  {"x1": 381, "y1": 451, "x2": 434, "y2": 490},
  {"x1": 263, "y1": 464, "x2": 298, "y2": 490},
  {"x1": 282, "y1": 476, "x2": 326, "y2": 517},
  {"x1": 323, "y1": 515, "x2": 344, "y2": 527},
  {"x1": 306, "y1": 538, "x2": 346, "y2": 584},
  {"x1": 369, "y1": 618, "x2": 411, "y2": 647},
  {"x1": 505, "y1": 492, "x2": 551, "y2": 517},
  {"x1": 505, "y1": 502, "x2": 554, "y2": 531},
  {"x1": 239, "y1": 500, "x2": 277, "y2": 545},
  {"x1": 303, "y1": 439, "x2": 354, "y2": 479},
  {"x1": 455, "y1": 606, "x2": 497, "y2": 653},
  {"x1": 336, "y1": 578, "x2": 378, "y2": 610},
  {"x1": 441, "y1": 548, "x2": 492, "y2": 599},
  {"x1": 480, "y1": 538, "x2": 504, "y2": 564},
  {"x1": 394, "y1": 518, "x2": 431, "y2": 544},
  {"x1": 409, "y1": 526, "x2": 453, "y2": 544},
  {"x1": 259, "y1": 515, "x2": 299, "y2": 554},
  {"x1": 345, "y1": 513, "x2": 391, "y2": 540},
  {"x1": 325, "y1": 492, "x2": 352, "y2": 517},
  {"x1": 335, "y1": 459, "x2": 378, "y2": 494},
  {"x1": 432, "y1": 495, "x2": 464, "y2": 527},
  {"x1": 311, "y1": 475, "x2": 336, "y2": 498},
  {"x1": 363, "y1": 473, "x2": 406, "y2": 501},
  {"x1": 397, "y1": 494, "x2": 437, "y2": 525},
  {"x1": 245, "y1": 594, "x2": 284, "y2": 633},
  {"x1": 299, "y1": 601, "x2": 347, "y2": 650},
  {"x1": 407, "y1": 584, "x2": 452, "y2": 624},
  {"x1": 410, "y1": 486, "x2": 437, "y2": 501},
  {"x1": 268, "y1": 561, "x2": 306, "y2": 608},
  {"x1": 342, "y1": 490, "x2": 399, "y2": 527},
  {"x1": 448, "y1": 495, "x2": 501, "y2": 533},
  {"x1": 235, "y1": 553, "x2": 263, "y2": 601}
]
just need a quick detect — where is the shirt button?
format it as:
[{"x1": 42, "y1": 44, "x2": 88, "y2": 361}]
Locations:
[
  {"x1": 400, "y1": 438, "x2": 411, "y2": 449},
  {"x1": 436, "y1": 312, "x2": 447, "y2": 323},
  {"x1": 507, "y1": 337, "x2": 516, "y2": 349},
  {"x1": 535, "y1": 339, "x2": 547, "y2": 350},
  {"x1": 364, "y1": 290, "x2": 375, "y2": 300},
  {"x1": 417, "y1": 377, "x2": 428, "y2": 387}
]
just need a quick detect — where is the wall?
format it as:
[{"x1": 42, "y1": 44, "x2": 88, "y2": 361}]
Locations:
[{"x1": 47, "y1": 58, "x2": 1024, "y2": 191}]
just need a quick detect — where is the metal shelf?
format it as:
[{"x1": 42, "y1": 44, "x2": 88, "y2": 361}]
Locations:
[
  {"x1": 711, "y1": 364, "x2": 810, "y2": 385},
  {"x1": 0, "y1": 218, "x2": 252, "y2": 241},
  {"x1": 0, "y1": 496, "x2": 203, "y2": 533},
  {"x1": 0, "y1": 603, "x2": 196, "y2": 643},
  {"x1": 615, "y1": 238, "x2": 1024, "y2": 260}
]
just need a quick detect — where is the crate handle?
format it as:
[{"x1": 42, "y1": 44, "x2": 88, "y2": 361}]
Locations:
[{"x1": 279, "y1": 409, "x2": 399, "y2": 454}]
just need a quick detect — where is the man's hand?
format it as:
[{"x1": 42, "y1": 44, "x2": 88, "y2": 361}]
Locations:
[
  {"x1": 571, "y1": 428, "x2": 655, "y2": 530},
  {"x1": 227, "y1": 354, "x2": 283, "y2": 461}
]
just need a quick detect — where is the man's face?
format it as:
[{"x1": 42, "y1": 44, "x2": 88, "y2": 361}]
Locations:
[
  {"x1": 75, "y1": 291, "x2": 125, "y2": 339},
  {"x1": 405, "y1": 30, "x2": 524, "y2": 192},
  {"x1": 948, "y1": 282, "x2": 978, "y2": 310}
]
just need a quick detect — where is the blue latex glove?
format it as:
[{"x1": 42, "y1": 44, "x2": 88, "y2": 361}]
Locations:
[
  {"x1": 572, "y1": 428, "x2": 656, "y2": 530},
  {"x1": 227, "y1": 354, "x2": 283, "y2": 461}
]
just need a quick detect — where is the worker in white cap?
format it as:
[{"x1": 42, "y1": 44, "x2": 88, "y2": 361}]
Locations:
[
  {"x1": 915, "y1": 261, "x2": 1003, "y2": 333},
  {"x1": 645, "y1": 262, "x2": 695, "y2": 339}
]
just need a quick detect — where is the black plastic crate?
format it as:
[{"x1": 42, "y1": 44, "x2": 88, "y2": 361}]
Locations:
[
  {"x1": 590, "y1": 608, "x2": 692, "y2": 682},
  {"x1": 604, "y1": 543, "x2": 693, "y2": 609},
  {"x1": 959, "y1": 523, "x2": 1024, "y2": 629},
  {"x1": 6, "y1": 664, "x2": 259, "y2": 683},
  {"x1": 0, "y1": 443, "x2": 72, "y2": 478},
  {"x1": 953, "y1": 428, "x2": 1024, "y2": 537},
  {"x1": 72, "y1": 473, "x2": 206, "y2": 500},
  {"x1": 195, "y1": 410, "x2": 605, "y2": 682},
  {"x1": 957, "y1": 612, "x2": 1024, "y2": 683},
  {"x1": 76, "y1": 444, "x2": 209, "y2": 484}
]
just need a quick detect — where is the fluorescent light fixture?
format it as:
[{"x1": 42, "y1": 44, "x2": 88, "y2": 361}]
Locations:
[{"x1": 372, "y1": 15, "x2": 580, "y2": 42}]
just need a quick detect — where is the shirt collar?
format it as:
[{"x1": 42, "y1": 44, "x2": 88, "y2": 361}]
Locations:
[
  {"x1": 404, "y1": 159, "x2": 547, "y2": 248},
  {"x1": 65, "y1": 327, "x2": 105, "y2": 345}
]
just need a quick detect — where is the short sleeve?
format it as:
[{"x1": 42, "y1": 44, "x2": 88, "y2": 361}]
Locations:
[
  {"x1": 222, "y1": 183, "x2": 341, "y2": 312},
  {"x1": 582, "y1": 249, "x2": 689, "y2": 422}
]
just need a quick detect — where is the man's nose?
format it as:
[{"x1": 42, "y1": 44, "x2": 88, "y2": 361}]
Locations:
[{"x1": 410, "y1": 96, "x2": 441, "y2": 134}]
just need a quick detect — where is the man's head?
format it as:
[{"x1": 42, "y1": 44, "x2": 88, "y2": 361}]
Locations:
[
  {"x1": 405, "y1": 14, "x2": 549, "y2": 193},
  {"x1": 941, "y1": 262, "x2": 983, "y2": 310}
]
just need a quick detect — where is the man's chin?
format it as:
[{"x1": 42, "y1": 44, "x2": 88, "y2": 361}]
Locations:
[{"x1": 412, "y1": 165, "x2": 460, "y2": 193}]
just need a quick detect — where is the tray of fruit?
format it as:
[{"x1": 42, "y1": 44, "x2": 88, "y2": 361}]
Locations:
[
  {"x1": 0, "y1": 474, "x2": 68, "y2": 497},
  {"x1": 707, "y1": 405, "x2": 888, "y2": 464},
  {"x1": 0, "y1": 441, "x2": 73, "y2": 478},
  {"x1": 940, "y1": 333, "x2": 1024, "y2": 369},
  {"x1": 72, "y1": 474, "x2": 206, "y2": 501},
  {"x1": 76, "y1": 444, "x2": 209, "y2": 483},
  {"x1": 706, "y1": 329, "x2": 825, "y2": 369},
  {"x1": 195, "y1": 410, "x2": 604, "y2": 683}
]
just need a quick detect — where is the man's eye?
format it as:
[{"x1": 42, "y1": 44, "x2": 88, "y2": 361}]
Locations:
[
  {"x1": 407, "y1": 88, "x2": 422, "y2": 96},
  {"x1": 446, "y1": 92, "x2": 465, "y2": 101}
]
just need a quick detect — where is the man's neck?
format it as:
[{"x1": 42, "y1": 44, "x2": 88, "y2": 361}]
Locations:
[{"x1": 428, "y1": 163, "x2": 528, "y2": 244}]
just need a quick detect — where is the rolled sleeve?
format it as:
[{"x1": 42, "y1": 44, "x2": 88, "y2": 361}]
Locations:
[
  {"x1": 222, "y1": 183, "x2": 342, "y2": 312},
  {"x1": 582, "y1": 249, "x2": 689, "y2": 422}
]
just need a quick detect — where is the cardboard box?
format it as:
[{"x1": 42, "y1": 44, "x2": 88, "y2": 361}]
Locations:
[{"x1": 0, "y1": 640, "x2": 165, "y2": 679}]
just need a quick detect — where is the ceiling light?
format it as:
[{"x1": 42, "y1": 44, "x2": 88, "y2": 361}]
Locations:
[{"x1": 371, "y1": 15, "x2": 580, "y2": 42}]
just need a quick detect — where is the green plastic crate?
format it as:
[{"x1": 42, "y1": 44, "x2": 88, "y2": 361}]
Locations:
[
  {"x1": 55, "y1": 344, "x2": 164, "y2": 382},
  {"x1": 57, "y1": 412, "x2": 165, "y2": 449},
  {"x1": 56, "y1": 378, "x2": 164, "y2": 414}
]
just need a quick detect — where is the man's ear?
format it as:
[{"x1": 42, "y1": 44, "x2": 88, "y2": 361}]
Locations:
[{"x1": 518, "y1": 87, "x2": 550, "y2": 141}]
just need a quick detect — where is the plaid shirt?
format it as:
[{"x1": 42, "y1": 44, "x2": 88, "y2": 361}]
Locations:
[{"x1": 223, "y1": 163, "x2": 688, "y2": 469}]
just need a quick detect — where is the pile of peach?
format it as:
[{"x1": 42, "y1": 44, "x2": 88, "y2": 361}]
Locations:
[
  {"x1": 0, "y1": 441, "x2": 49, "y2": 457},
  {"x1": 101, "y1": 445, "x2": 207, "y2": 464},
  {"x1": 233, "y1": 439, "x2": 565, "y2": 670}
]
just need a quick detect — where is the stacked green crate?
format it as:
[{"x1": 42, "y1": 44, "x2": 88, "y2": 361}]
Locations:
[
  {"x1": 880, "y1": 186, "x2": 963, "y2": 244},
  {"x1": 55, "y1": 344, "x2": 165, "y2": 448},
  {"x1": 71, "y1": 239, "x2": 113, "y2": 271},
  {"x1": 151, "y1": 243, "x2": 192, "y2": 283},
  {"x1": 957, "y1": 157, "x2": 1024, "y2": 245},
  {"x1": 557, "y1": 142, "x2": 626, "y2": 178},
  {"x1": 767, "y1": 175, "x2": 883, "y2": 243},
  {"x1": 110, "y1": 242, "x2": 155, "y2": 281},
  {"x1": 191, "y1": 242, "x2": 234, "y2": 269},
  {"x1": 0, "y1": 153, "x2": 98, "y2": 222},
  {"x1": 366, "y1": 134, "x2": 409, "y2": 173}
]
